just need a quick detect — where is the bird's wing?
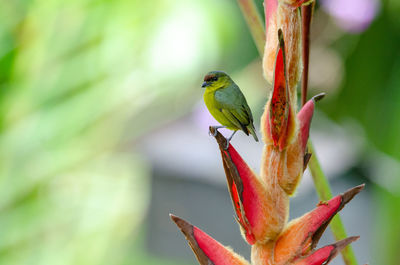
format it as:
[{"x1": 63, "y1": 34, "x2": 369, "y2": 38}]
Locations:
[
  {"x1": 220, "y1": 109, "x2": 248, "y2": 134},
  {"x1": 215, "y1": 89, "x2": 251, "y2": 134},
  {"x1": 242, "y1": 101, "x2": 254, "y2": 124}
]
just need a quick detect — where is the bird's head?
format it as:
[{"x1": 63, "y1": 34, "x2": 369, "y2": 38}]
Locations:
[{"x1": 201, "y1": 71, "x2": 232, "y2": 91}]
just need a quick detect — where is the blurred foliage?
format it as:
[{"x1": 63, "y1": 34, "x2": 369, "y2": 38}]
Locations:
[
  {"x1": 324, "y1": 8, "x2": 400, "y2": 160},
  {"x1": 0, "y1": 0, "x2": 256, "y2": 264}
]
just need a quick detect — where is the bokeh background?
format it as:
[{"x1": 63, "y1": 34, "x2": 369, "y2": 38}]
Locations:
[{"x1": 0, "y1": 0, "x2": 399, "y2": 264}]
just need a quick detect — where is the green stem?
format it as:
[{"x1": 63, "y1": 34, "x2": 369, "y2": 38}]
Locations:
[
  {"x1": 308, "y1": 142, "x2": 359, "y2": 265},
  {"x1": 236, "y1": 0, "x2": 265, "y2": 56},
  {"x1": 236, "y1": 2, "x2": 359, "y2": 265}
]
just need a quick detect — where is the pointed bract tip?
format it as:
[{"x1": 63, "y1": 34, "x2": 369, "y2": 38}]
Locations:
[
  {"x1": 170, "y1": 213, "x2": 179, "y2": 223},
  {"x1": 312, "y1": 93, "x2": 326, "y2": 102},
  {"x1": 335, "y1": 236, "x2": 360, "y2": 249},
  {"x1": 303, "y1": 152, "x2": 312, "y2": 171},
  {"x1": 170, "y1": 214, "x2": 193, "y2": 234},
  {"x1": 170, "y1": 213, "x2": 184, "y2": 227},
  {"x1": 209, "y1": 126, "x2": 216, "y2": 137},
  {"x1": 278, "y1": 28, "x2": 284, "y2": 49},
  {"x1": 169, "y1": 214, "x2": 215, "y2": 265},
  {"x1": 342, "y1": 184, "x2": 365, "y2": 205},
  {"x1": 325, "y1": 236, "x2": 360, "y2": 264}
]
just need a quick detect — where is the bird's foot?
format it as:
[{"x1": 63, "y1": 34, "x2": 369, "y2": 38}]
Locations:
[
  {"x1": 224, "y1": 130, "x2": 237, "y2": 150},
  {"x1": 224, "y1": 140, "x2": 230, "y2": 150},
  {"x1": 209, "y1": 126, "x2": 226, "y2": 137}
]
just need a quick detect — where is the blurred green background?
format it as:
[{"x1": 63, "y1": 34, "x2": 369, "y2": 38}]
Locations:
[{"x1": 0, "y1": 0, "x2": 399, "y2": 264}]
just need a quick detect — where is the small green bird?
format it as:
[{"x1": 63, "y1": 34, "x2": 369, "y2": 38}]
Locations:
[{"x1": 202, "y1": 71, "x2": 258, "y2": 148}]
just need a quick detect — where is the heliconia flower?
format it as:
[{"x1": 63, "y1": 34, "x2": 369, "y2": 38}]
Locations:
[
  {"x1": 172, "y1": 4, "x2": 362, "y2": 263},
  {"x1": 171, "y1": 185, "x2": 363, "y2": 265},
  {"x1": 263, "y1": 0, "x2": 304, "y2": 105}
]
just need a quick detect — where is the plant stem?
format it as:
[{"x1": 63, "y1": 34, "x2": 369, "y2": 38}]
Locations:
[
  {"x1": 307, "y1": 143, "x2": 359, "y2": 265},
  {"x1": 237, "y1": 2, "x2": 359, "y2": 265},
  {"x1": 237, "y1": 0, "x2": 265, "y2": 56}
]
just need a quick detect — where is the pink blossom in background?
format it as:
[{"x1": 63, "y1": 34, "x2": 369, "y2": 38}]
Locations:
[{"x1": 321, "y1": 0, "x2": 380, "y2": 33}]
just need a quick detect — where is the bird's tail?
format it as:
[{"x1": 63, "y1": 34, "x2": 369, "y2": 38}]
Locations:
[{"x1": 247, "y1": 124, "x2": 259, "y2": 142}]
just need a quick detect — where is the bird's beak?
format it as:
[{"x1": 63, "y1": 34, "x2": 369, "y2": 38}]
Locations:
[{"x1": 202, "y1": 82, "x2": 208, "y2": 88}]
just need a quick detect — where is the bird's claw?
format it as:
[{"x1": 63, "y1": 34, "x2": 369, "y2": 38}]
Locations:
[
  {"x1": 224, "y1": 130, "x2": 237, "y2": 150},
  {"x1": 209, "y1": 126, "x2": 224, "y2": 137},
  {"x1": 208, "y1": 128, "x2": 218, "y2": 137},
  {"x1": 224, "y1": 140, "x2": 230, "y2": 150},
  {"x1": 212, "y1": 129, "x2": 218, "y2": 137},
  {"x1": 211, "y1": 129, "x2": 218, "y2": 137}
]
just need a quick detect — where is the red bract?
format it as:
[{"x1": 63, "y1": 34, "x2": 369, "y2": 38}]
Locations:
[
  {"x1": 216, "y1": 133, "x2": 286, "y2": 244},
  {"x1": 171, "y1": 214, "x2": 250, "y2": 265},
  {"x1": 264, "y1": 30, "x2": 294, "y2": 151}
]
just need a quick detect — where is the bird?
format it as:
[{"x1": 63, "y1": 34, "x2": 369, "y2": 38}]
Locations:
[{"x1": 202, "y1": 71, "x2": 258, "y2": 149}]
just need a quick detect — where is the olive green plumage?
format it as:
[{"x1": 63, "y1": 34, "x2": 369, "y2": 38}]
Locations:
[{"x1": 202, "y1": 71, "x2": 258, "y2": 142}]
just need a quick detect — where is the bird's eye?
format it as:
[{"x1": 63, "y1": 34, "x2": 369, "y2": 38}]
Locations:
[{"x1": 212, "y1": 77, "x2": 218, "y2": 81}]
